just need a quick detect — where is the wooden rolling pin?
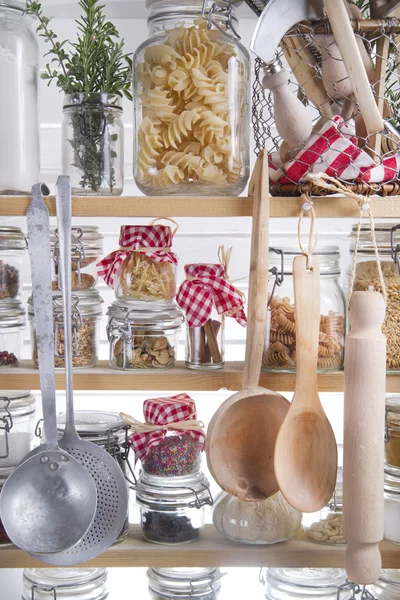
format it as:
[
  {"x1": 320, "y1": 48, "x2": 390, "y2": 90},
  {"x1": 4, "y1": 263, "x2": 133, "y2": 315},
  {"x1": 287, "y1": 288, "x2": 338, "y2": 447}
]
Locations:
[{"x1": 343, "y1": 291, "x2": 386, "y2": 584}]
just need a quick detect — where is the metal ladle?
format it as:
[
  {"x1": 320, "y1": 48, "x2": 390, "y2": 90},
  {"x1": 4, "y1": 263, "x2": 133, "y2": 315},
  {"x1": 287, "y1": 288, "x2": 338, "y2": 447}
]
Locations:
[{"x1": 0, "y1": 183, "x2": 97, "y2": 554}]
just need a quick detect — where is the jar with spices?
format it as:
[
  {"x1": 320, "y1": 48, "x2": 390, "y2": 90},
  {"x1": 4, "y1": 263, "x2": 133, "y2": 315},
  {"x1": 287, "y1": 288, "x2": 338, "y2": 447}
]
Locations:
[
  {"x1": 262, "y1": 568, "x2": 354, "y2": 600},
  {"x1": 0, "y1": 299, "x2": 25, "y2": 367},
  {"x1": 132, "y1": 0, "x2": 250, "y2": 196},
  {"x1": 107, "y1": 300, "x2": 183, "y2": 370},
  {"x1": 0, "y1": 469, "x2": 12, "y2": 545},
  {"x1": 28, "y1": 290, "x2": 103, "y2": 369},
  {"x1": 348, "y1": 223, "x2": 400, "y2": 371},
  {"x1": 148, "y1": 568, "x2": 222, "y2": 600},
  {"x1": 51, "y1": 226, "x2": 103, "y2": 291},
  {"x1": 135, "y1": 470, "x2": 212, "y2": 545},
  {"x1": 0, "y1": 226, "x2": 27, "y2": 301},
  {"x1": 0, "y1": 1, "x2": 39, "y2": 194},
  {"x1": 123, "y1": 394, "x2": 205, "y2": 477},
  {"x1": 383, "y1": 464, "x2": 400, "y2": 545},
  {"x1": 213, "y1": 490, "x2": 301, "y2": 545},
  {"x1": 62, "y1": 93, "x2": 124, "y2": 196},
  {"x1": 0, "y1": 391, "x2": 36, "y2": 470},
  {"x1": 98, "y1": 223, "x2": 178, "y2": 302},
  {"x1": 263, "y1": 246, "x2": 345, "y2": 372},
  {"x1": 368, "y1": 570, "x2": 400, "y2": 599},
  {"x1": 22, "y1": 568, "x2": 109, "y2": 600}
]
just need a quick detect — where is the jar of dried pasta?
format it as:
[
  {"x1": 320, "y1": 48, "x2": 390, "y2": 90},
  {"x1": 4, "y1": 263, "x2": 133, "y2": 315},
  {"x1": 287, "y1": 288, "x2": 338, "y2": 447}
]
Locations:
[
  {"x1": 348, "y1": 223, "x2": 400, "y2": 371},
  {"x1": 263, "y1": 246, "x2": 345, "y2": 372},
  {"x1": 132, "y1": 0, "x2": 250, "y2": 196},
  {"x1": 97, "y1": 223, "x2": 178, "y2": 301},
  {"x1": 28, "y1": 289, "x2": 103, "y2": 368}
]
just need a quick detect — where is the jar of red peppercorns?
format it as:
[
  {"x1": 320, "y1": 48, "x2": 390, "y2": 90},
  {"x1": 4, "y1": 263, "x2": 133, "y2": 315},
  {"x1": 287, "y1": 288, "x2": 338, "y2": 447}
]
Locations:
[{"x1": 0, "y1": 299, "x2": 25, "y2": 367}]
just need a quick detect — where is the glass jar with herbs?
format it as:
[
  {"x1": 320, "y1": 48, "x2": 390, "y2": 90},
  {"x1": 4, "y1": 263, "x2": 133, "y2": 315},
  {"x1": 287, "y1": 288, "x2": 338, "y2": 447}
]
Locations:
[
  {"x1": 262, "y1": 568, "x2": 354, "y2": 600},
  {"x1": 0, "y1": 300, "x2": 25, "y2": 367},
  {"x1": 132, "y1": 0, "x2": 250, "y2": 196},
  {"x1": 22, "y1": 568, "x2": 109, "y2": 600},
  {"x1": 0, "y1": 391, "x2": 36, "y2": 470},
  {"x1": 0, "y1": 226, "x2": 27, "y2": 301},
  {"x1": 148, "y1": 568, "x2": 222, "y2": 600}
]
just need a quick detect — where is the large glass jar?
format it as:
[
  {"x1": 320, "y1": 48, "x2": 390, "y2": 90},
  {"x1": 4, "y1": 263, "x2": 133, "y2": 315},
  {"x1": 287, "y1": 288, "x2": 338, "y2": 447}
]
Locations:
[
  {"x1": 348, "y1": 223, "x2": 400, "y2": 372},
  {"x1": 0, "y1": 2, "x2": 39, "y2": 194},
  {"x1": 0, "y1": 390, "x2": 36, "y2": 470},
  {"x1": 62, "y1": 93, "x2": 124, "y2": 196},
  {"x1": 263, "y1": 246, "x2": 345, "y2": 372},
  {"x1": 368, "y1": 570, "x2": 400, "y2": 599},
  {"x1": 262, "y1": 568, "x2": 353, "y2": 600},
  {"x1": 22, "y1": 568, "x2": 108, "y2": 600},
  {"x1": 0, "y1": 226, "x2": 27, "y2": 300},
  {"x1": 0, "y1": 299, "x2": 25, "y2": 367},
  {"x1": 29, "y1": 290, "x2": 103, "y2": 369},
  {"x1": 107, "y1": 300, "x2": 183, "y2": 370},
  {"x1": 135, "y1": 470, "x2": 213, "y2": 544},
  {"x1": 51, "y1": 226, "x2": 103, "y2": 292},
  {"x1": 213, "y1": 490, "x2": 301, "y2": 545},
  {"x1": 133, "y1": 0, "x2": 250, "y2": 196},
  {"x1": 148, "y1": 568, "x2": 222, "y2": 600}
]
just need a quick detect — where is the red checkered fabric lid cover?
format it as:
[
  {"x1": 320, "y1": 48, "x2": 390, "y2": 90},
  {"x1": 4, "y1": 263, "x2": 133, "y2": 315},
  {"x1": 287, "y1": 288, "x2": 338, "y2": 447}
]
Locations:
[
  {"x1": 129, "y1": 394, "x2": 205, "y2": 461},
  {"x1": 269, "y1": 115, "x2": 400, "y2": 185},
  {"x1": 97, "y1": 225, "x2": 178, "y2": 287},
  {"x1": 176, "y1": 263, "x2": 247, "y2": 328}
]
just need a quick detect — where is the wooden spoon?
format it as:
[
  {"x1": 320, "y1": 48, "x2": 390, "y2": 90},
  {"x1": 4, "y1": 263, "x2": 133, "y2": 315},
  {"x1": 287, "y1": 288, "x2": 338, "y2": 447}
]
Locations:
[
  {"x1": 274, "y1": 255, "x2": 337, "y2": 513},
  {"x1": 206, "y1": 150, "x2": 290, "y2": 502}
]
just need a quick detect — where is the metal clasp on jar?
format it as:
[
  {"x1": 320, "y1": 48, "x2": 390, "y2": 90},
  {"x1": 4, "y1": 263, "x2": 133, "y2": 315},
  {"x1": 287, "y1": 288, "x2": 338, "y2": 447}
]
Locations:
[
  {"x1": 53, "y1": 295, "x2": 82, "y2": 358},
  {"x1": 32, "y1": 584, "x2": 57, "y2": 600},
  {"x1": 391, "y1": 224, "x2": 400, "y2": 273},
  {"x1": 189, "y1": 573, "x2": 217, "y2": 600},
  {"x1": 336, "y1": 582, "x2": 376, "y2": 600},
  {"x1": 107, "y1": 310, "x2": 132, "y2": 370},
  {"x1": 0, "y1": 397, "x2": 13, "y2": 459},
  {"x1": 186, "y1": 481, "x2": 214, "y2": 509},
  {"x1": 53, "y1": 227, "x2": 86, "y2": 290},
  {"x1": 202, "y1": 0, "x2": 241, "y2": 41},
  {"x1": 268, "y1": 247, "x2": 285, "y2": 307}
]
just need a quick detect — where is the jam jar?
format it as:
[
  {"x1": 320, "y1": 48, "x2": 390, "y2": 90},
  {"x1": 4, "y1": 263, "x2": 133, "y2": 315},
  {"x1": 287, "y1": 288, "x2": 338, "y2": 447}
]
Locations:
[
  {"x1": 0, "y1": 226, "x2": 27, "y2": 300},
  {"x1": 22, "y1": 568, "x2": 109, "y2": 600},
  {"x1": 0, "y1": 390, "x2": 36, "y2": 470},
  {"x1": 148, "y1": 568, "x2": 222, "y2": 600}
]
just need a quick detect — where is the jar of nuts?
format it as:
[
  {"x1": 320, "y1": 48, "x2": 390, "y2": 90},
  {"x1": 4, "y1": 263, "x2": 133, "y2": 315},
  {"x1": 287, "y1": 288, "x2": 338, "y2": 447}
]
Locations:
[
  {"x1": 263, "y1": 246, "x2": 345, "y2": 373},
  {"x1": 106, "y1": 300, "x2": 184, "y2": 370}
]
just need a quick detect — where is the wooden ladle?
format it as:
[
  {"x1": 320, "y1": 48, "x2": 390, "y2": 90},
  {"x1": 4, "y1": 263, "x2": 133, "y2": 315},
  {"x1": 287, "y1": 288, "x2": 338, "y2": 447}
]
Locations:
[
  {"x1": 206, "y1": 151, "x2": 290, "y2": 502},
  {"x1": 274, "y1": 254, "x2": 337, "y2": 513}
]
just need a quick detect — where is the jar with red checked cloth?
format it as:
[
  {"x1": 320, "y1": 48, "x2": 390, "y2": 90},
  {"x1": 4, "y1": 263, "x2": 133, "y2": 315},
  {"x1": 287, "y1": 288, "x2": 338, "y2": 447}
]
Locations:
[
  {"x1": 122, "y1": 395, "x2": 205, "y2": 477},
  {"x1": 97, "y1": 222, "x2": 178, "y2": 302}
]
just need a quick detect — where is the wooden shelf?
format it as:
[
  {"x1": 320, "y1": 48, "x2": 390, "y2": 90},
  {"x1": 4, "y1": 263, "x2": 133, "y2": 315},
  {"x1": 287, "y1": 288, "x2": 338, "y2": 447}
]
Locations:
[
  {"x1": 3, "y1": 360, "x2": 400, "y2": 392},
  {"x1": 0, "y1": 526, "x2": 398, "y2": 568},
  {"x1": 2, "y1": 195, "x2": 400, "y2": 218}
]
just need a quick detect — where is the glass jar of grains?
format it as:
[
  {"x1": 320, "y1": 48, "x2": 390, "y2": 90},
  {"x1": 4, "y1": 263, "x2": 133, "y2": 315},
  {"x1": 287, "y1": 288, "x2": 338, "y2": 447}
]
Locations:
[
  {"x1": 147, "y1": 568, "x2": 222, "y2": 600},
  {"x1": 0, "y1": 391, "x2": 36, "y2": 471},
  {"x1": 262, "y1": 568, "x2": 353, "y2": 600},
  {"x1": 29, "y1": 290, "x2": 103, "y2": 368},
  {"x1": 0, "y1": 226, "x2": 27, "y2": 301},
  {"x1": 132, "y1": 0, "x2": 250, "y2": 196},
  {"x1": 22, "y1": 568, "x2": 109, "y2": 600},
  {"x1": 0, "y1": 299, "x2": 25, "y2": 367},
  {"x1": 263, "y1": 246, "x2": 345, "y2": 372},
  {"x1": 348, "y1": 223, "x2": 400, "y2": 371},
  {"x1": 368, "y1": 570, "x2": 400, "y2": 599}
]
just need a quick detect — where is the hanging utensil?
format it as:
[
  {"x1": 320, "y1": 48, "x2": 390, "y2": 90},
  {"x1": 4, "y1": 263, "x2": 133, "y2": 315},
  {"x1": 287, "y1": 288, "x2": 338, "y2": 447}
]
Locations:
[
  {"x1": 0, "y1": 183, "x2": 97, "y2": 554},
  {"x1": 274, "y1": 254, "x2": 337, "y2": 513},
  {"x1": 30, "y1": 176, "x2": 128, "y2": 566}
]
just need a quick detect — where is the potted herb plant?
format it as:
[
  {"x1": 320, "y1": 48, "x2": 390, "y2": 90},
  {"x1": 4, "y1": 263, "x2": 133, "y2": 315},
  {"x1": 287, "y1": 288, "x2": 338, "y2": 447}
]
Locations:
[{"x1": 25, "y1": 0, "x2": 132, "y2": 196}]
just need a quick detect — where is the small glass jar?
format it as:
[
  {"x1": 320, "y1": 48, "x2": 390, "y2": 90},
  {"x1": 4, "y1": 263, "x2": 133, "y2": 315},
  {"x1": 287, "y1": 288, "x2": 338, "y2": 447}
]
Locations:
[
  {"x1": 107, "y1": 300, "x2": 183, "y2": 370},
  {"x1": 0, "y1": 469, "x2": 12, "y2": 545},
  {"x1": 133, "y1": 0, "x2": 250, "y2": 196},
  {"x1": 29, "y1": 290, "x2": 103, "y2": 369},
  {"x1": 368, "y1": 570, "x2": 400, "y2": 599},
  {"x1": 62, "y1": 93, "x2": 124, "y2": 196},
  {"x1": 51, "y1": 226, "x2": 103, "y2": 291},
  {"x1": 148, "y1": 568, "x2": 222, "y2": 600},
  {"x1": 383, "y1": 464, "x2": 400, "y2": 545},
  {"x1": 213, "y1": 490, "x2": 301, "y2": 545},
  {"x1": 0, "y1": 299, "x2": 25, "y2": 367},
  {"x1": 135, "y1": 470, "x2": 213, "y2": 544},
  {"x1": 348, "y1": 223, "x2": 400, "y2": 372},
  {"x1": 143, "y1": 433, "x2": 202, "y2": 477},
  {"x1": 263, "y1": 246, "x2": 345, "y2": 372},
  {"x1": 22, "y1": 568, "x2": 108, "y2": 600},
  {"x1": 0, "y1": 226, "x2": 27, "y2": 300},
  {"x1": 262, "y1": 568, "x2": 353, "y2": 600},
  {"x1": 186, "y1": 310, "x2": 224, "y2": 370},
  {"x1": 115, "y1": 252, "x2": 177, "y2": 301},
  {"x1": 0, "y1": 2, "x2": 40, "y2": 194},
  {"x1": 0, "y1": 390, "x2": 36, "y2": 470}
]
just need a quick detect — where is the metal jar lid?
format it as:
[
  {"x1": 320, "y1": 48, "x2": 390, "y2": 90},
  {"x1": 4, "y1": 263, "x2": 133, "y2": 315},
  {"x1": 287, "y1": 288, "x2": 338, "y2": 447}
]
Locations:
[
  {"x1": 22, "y1": 568, "x2": 108, "y2": 600},
  {"x1": 264, "y1": 568, "x2": 349, "y2": 595},
  {"x1": 0, "y1": 299, "x2": 25, "y2": 327},
  {"x1": 136, "y1": 470, "x2": 213, "y2": 510},
  {"x1": 148, "y1": 568, "x2": 222, "y2": 598},
  {"x1": 0, "y1": 226, "x2": 27, "y2": 251},
  {"x1": 350, "y1": 222, "x2": 400, "y2": 255},
  {"x1": 28, "y1": 289, "x2": 103, "y2": 319},
  {"x1": 50, "y1": 225, "x2": 103, "y2": 255},
  {"x1": 107, "y1": 299, "x2": 184, "y2": 332}
]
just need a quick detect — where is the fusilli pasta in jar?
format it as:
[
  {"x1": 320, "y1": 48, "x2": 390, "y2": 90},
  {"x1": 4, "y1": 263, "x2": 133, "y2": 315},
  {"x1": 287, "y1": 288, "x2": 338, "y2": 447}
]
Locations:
[{"x1": 133, "y1": 0, "x2": 250, "y2": 196}]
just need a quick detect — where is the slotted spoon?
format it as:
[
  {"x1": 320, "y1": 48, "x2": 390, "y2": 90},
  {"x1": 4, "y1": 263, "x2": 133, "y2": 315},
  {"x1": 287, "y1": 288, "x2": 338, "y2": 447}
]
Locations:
[{"x1": 31, "y1": 176, "x2": 128, "y2": 566}]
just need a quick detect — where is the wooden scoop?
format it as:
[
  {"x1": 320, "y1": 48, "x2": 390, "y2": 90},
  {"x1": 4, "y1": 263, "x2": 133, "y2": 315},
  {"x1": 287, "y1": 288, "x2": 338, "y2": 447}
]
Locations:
[
  {"x1": 206, "y1": 151, "x2": 290, "y2": 502},
  {"x1": 274, "y1": 255, "x2": 337, "y2": 513}
]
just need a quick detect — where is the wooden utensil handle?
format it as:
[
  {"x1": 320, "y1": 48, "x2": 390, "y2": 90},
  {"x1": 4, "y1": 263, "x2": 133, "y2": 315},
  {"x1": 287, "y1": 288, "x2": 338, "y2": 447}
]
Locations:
[
  {"x1": 293, "y1": 255, "x2": 320, "y2": 392},
  {"x1": 343, "y1": 291, "x2": 386, "y2": 584}
]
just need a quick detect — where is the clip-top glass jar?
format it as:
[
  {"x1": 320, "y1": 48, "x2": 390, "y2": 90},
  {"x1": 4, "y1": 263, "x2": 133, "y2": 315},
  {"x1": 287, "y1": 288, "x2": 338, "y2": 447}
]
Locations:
[
  {"x1": 0, "y1": 2, "x2": 39, "y2": 194},
  {"x1": 0, "y1": 299, "x2": 25, "y2": 367},
  {"x1": 135, "y1": 470, "x2": 213, "y2": 544},
  {"x1": 22, "y1": 568, "x2": 108, "y2": 600},
  {"x1": 262, "y1": 568, "x2": 353, "y2": 600},
  {"x1": 0, "y1": 226, "x2": 27, "y2": 300},
  {"x1": 0, "y1": 390, "x2": 36, "y2": 470},
  {"x1": 383, "y1": 464, "x2": 400, "y2": 545},
  {"x1": 51, "y1": 226, "x2": 103, "y2": 291},
  {"x1": 133, "y1": 0, "x2": 250, "y2": 196},
  {"x1": 148, "y1": 568, "x2": 222, "y2": 600},
  {"x1": 368, "y1": 570, "x2": 400, "y2": 599},
  {"x1": 62, "y1": 93, "x2": 124, "y2": 196},
  {"x1": 263, "y1": 246, "x2": 345, "y2": 372}
]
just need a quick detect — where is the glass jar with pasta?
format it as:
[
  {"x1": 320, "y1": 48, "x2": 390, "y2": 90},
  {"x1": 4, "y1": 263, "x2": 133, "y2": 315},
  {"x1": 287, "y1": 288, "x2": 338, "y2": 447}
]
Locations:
[
  {"x1": 263, "y1": 246, "x2": 345, "y2": 373},
  {"x1": 133, "y1": 0, "x2": 250, "y2": 196}
]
